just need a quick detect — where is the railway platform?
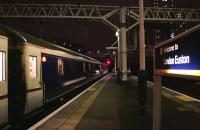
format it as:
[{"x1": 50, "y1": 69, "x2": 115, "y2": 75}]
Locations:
[{"x1": 29, "y1": 73, "x2": 200, "y2": 130}]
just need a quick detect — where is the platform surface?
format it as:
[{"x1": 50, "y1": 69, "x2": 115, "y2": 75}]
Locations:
[{"x1": 34, "y1": 74, "x2": 200, "y2": 130}]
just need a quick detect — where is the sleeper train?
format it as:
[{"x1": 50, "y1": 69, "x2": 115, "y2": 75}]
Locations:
[{"x1": 0, "y1": 25, "x2": 108, "y2": 128}]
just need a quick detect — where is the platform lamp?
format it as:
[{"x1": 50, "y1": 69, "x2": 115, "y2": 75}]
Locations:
[
  {"x1": 106, "y1": 35, "x2": 118, "y2": 74},
  {"x1": 115, "y1": 30, "x2": 120, "y2": 74}
]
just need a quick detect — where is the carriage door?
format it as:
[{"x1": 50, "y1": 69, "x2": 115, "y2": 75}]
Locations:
[
  {"x1": 0, "y1": 36, "x2": 8, "y2": 125},
  {"x1": 26, "y1": 46, "x2": 43, "y2": 113}
]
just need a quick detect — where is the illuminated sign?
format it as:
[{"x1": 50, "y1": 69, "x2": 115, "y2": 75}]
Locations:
[{"x1": 155, "y1": 28, "x2": 200, "y2": 77}]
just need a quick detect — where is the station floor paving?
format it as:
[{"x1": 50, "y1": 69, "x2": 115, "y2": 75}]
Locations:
[{"x1": 33, "y1": 74, "x2": 200, "y2": 130}]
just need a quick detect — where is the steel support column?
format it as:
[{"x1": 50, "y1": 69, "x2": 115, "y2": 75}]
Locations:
[
  {"x1": 114, "y1": 30, "x2": 121, "y2": 80},
  {"x1": 117, "y1": 37, "x2": 120, "y2": 72},
  {"x1": 133, "y1": 28, "x2": 138, "y2": 50},
  {"x1": 153, "y1": 75, "x2": 162, "y2": 130},
  {"x1": 117, "y1": 37, "x2": 121, "y2": 80},
  {"x1": 138, "y1": 0, "x2": 147, "y2": 118},
  {"x1": 114, "y1": 54, "x2": 117, "y2": 73},
  {"x1": 120, "y1": 7, "x2": 127, "y2": 81}
]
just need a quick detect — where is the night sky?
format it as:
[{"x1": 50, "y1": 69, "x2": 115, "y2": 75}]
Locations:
[
  {"x1": 0, "y1": 0, "x2": 200, "y2": 52},
  {"x1": 2, "y1": 18, "x2": 117, "y2": 52}
]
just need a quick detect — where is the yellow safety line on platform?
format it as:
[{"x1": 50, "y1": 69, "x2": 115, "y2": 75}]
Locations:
[
  {"x1": 59, "y1": 75, "x2": 111, "y2": 130},
  {"x1": 130, "y1": 76, "x2": 200, "y2": 113},
  {"x1": 176, "y1": 95, "x2": 194, "y2": 102}
]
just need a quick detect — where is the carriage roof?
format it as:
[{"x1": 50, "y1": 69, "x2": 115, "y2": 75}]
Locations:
[{"x1": 0, "y1": 24, "x2": 101, "y2": 64}]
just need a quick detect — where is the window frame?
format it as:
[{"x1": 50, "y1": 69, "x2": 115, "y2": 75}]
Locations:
[
  {"x1": 29, "y1": 55, "x2": 37, "y2": 79},
  {"x1": 0, "y1": 51, "x2": 6, "y2": 81},
  {"x1": 57, "y1": 58, "x2": 64, "y2": 76}
]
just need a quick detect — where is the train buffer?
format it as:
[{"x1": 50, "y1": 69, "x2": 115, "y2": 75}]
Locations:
[{"x1": 28, "y1": 74, "x2": 200, "y2": 130}]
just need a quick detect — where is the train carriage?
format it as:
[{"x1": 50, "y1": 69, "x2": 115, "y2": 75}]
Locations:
[
  {"x1": 0, "y1": 25, "x2": 107, "y2": 128},
  {"x1": 0, "y1": 34, "x2": 8, "y2": 126}
]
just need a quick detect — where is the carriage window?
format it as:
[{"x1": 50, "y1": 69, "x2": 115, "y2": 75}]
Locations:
[
  {"x1": 0, "y1": 51, "x2": 6, "y2": 81},
  {"x1": 29, "y1": 56, "x2": 37, "y2": 79},
  {"x1": 58, "y1": 58, "x2": 64, "y2": 76},
  {"x1": 83, "y1": 63, "x2": 86, "y2": 72}
]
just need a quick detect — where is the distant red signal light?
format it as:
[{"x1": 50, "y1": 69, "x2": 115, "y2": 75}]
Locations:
[
  {"x1": 106, "y1": 60, "x2": 111, "y2": 65},
  {"x1": 105, "y1": 59, "x2": 111, "y2": 65}
]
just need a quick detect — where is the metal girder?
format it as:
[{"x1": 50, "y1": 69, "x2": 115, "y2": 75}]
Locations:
[
  {"x1": 0, "y1": 4, "x2": 200, "y2": 31},
  {"x1": 129, "y1": 7, "x2": 200, "y2": 22},
  {"x1": 1, "y1": 4, "x2": 200, "y2": 22},
  {"x1": 0, "y1": 4, "x2": 118, "y2": 19}
]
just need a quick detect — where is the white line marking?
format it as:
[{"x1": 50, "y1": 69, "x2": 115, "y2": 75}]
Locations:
[
  {"x1": 62, "y1": 77, "x2": 87, "y2": 86},
  {"x1": 28, "y1": 75, "x2": 110, "y2": 130},
  {"x1": 130, "y1": 75, "x2": 200, "y2": 102}
]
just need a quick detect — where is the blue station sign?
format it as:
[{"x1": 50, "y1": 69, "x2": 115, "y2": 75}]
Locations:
[{"x1": 155, "y1": 25, "x2": 200, "y2": 77}]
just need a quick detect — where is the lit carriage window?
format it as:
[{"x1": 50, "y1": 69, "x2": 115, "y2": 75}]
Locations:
[
  {"x1": 0, "y1": 51, "x2": 6, "y2": 81},
  {"x1": 58, "y1": 58, "x2": 64, "y2": 76},
  {"x1": 29, "y1": 56, "x2": 37, "y2": 79}
]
